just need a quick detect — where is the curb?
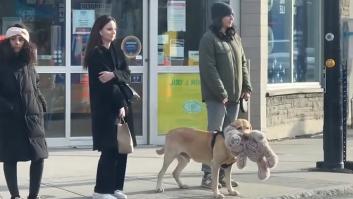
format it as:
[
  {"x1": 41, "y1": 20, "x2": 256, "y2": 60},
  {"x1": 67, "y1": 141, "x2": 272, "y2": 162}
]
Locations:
[{"x1": 259, "y1": 185, "x2": 353, "y2": 199}]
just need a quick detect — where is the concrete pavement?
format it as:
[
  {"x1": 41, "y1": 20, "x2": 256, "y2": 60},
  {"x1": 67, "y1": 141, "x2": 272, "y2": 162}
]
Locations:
[{"x1": 1, "y1": 132, "x2": 353, "y2": 199}]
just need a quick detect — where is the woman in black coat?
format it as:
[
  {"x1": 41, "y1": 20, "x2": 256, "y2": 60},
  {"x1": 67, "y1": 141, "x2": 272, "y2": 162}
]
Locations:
[
  {"x1": 0, "y1": 24, "x2": 48, "y2": 199},
  {"x1": 84, "y1": 15, "x2": 136, "y2": 199}
]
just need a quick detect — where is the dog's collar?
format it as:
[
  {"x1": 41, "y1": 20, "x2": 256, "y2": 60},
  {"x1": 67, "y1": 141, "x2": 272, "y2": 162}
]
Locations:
[{"x1": 221, "y1": 163, "x2": 233, "y2": 169}]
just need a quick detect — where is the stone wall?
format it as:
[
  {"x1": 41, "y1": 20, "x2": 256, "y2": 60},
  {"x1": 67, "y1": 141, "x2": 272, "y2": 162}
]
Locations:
[{"x1": 266, "y1": 92, "x2": 324, "y2": 139}]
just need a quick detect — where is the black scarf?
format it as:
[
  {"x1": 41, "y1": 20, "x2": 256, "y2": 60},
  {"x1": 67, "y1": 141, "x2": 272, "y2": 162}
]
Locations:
[{"x1": 210, "y1": 25, "x2": 236, "y2": 42}]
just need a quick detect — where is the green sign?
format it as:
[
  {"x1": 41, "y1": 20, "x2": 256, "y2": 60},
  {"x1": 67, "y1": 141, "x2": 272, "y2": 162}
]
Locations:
[{"x1": 158, "y1": 73, "x2": 207, "y2": 135}]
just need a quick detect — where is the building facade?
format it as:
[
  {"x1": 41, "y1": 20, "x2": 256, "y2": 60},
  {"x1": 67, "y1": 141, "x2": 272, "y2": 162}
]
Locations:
[{"x1": 0, "y1": 0, "x2": 337, "y2": 146}]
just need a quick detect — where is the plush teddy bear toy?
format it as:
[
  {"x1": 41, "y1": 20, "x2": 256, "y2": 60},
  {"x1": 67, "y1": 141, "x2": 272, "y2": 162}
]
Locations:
[{"x1": 224, "y1": 126, "x2": 279, "y2": 180}]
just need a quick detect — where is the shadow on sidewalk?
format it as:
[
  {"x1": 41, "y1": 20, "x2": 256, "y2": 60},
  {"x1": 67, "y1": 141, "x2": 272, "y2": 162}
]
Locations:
[{"x1": 126, "y1": 186, "x2": 215, "y2": 198}]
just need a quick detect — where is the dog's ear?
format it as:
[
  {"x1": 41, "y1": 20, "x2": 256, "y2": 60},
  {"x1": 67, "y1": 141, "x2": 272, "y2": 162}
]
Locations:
[
  {"x1": 233, "y1": 119, "x2": 240, "y2": 126},
  {"x1": 244, "y1": 119, "x2": 252, "y2": 130}
]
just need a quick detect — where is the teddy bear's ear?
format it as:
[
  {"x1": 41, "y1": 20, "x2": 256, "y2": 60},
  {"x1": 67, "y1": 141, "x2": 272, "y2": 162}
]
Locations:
[{"x1": 250, "y1": 130, "x2": 265, "y2": 142}]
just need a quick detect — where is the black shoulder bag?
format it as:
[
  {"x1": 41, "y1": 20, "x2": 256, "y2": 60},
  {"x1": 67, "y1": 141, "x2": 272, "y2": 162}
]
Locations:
[{"x1": 110, "y1": 45, "x2": 140, "y2": 103}]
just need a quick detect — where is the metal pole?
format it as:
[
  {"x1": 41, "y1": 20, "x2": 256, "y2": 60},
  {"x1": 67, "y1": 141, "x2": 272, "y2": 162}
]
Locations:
[
  {"x1": 316, "y1": 0, "x2": 344, "y2": 170},
  {"x1": 343, "y1": 20, "x2": 353, "y2": 171}
]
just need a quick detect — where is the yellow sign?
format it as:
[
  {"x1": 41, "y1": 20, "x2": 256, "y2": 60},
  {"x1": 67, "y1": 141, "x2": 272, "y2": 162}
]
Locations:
[{"x1": 158, "y1": 74, "x2": 207, "y2": 135}]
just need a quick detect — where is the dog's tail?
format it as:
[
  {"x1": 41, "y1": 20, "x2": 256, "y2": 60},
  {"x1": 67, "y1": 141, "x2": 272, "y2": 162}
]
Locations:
[{"x1": 156, "y1": 147, "x2": 165, "y2": 155}]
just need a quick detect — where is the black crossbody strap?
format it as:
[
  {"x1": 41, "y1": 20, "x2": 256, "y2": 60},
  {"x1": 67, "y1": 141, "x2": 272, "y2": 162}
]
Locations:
[{"x1": 211, "y1": 131, "x2": 224, "y2": 149}]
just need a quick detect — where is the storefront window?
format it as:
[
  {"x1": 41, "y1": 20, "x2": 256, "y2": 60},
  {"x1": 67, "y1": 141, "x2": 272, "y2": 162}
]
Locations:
[
  {"x1": 268, "y1": 0, "x2": 321, "y2": 83},
  {"x1": 268, "y1": 0, "x2": 292, "y2": 83},
  {"x1": 38, "y1": 73, "x2": 66, "y2": 138},
  {"x1": 158, "y1": 0, "x2": 229, "y2": 66},
  {"x1": 293, "y1": 0, "x2": 321, "y2": 82},
  {"x1": 71, "y1": 0, "x2": 143, "y2": 66},
  {"x1": 71, "y1": 73, "x2": 143, "y2": 137},
  {"x1": 0, "y1": 0, "x2": 66, "y2": 66}
]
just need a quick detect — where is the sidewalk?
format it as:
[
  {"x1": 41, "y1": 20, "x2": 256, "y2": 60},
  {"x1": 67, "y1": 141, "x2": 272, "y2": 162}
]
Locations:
[{"x1": 1, "y1": 133, "x2": 353, "y2": 199}]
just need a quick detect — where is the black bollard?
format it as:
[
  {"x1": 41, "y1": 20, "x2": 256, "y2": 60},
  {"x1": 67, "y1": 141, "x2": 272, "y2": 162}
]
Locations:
[{"x1": 316, "y1": 0, "x2": 344, "y2": 170}]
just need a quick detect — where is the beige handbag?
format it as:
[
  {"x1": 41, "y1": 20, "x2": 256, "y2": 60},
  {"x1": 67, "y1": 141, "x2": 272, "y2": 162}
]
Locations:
[{"x1": 116, "y1": 118, "x2": 134, "y2": 154}]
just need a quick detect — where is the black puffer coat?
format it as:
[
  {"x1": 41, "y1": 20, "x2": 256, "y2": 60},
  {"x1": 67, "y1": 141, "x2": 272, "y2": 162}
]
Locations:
[
  {"x1": 0, "y1": 47, "x2": 48, "y2": 162},
  {"x1": 87, "y1": 42, "x2": 136, "y2": 151}
]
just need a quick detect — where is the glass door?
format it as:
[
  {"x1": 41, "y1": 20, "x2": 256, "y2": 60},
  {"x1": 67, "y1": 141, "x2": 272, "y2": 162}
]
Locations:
[
  {"x1": 69, "y1": 0, "x2": 148, "y2": 145},
  {"x1": 149, "y1": 0, "x2": 235, "y2": 144}
]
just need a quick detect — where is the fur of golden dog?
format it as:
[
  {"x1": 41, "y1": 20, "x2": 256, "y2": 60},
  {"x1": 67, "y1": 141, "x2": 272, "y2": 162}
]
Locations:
[{"x1": 155, "y1": 119, "x2": 252, "y2": 199}]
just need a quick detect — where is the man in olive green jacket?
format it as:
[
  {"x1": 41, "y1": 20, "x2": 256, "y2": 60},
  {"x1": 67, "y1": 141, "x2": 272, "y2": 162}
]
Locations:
[{"x1": 199, "y1": 2, "x2": 252, "y2": 189}]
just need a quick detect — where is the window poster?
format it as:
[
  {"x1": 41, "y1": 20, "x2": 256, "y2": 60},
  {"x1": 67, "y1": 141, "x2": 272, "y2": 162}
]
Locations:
[
  {"x1": 188, "y1": 51, "x2": 199, "y2": 66},
  {"x1": 158, "y1": 34, "x2": 169, "y2": 45},
  {"x1": 170, "y1": 39, "x2": 184, "y2": 58},
  {"x1": 158, "y1": 73, "x2": 207, "y2": 135},
  {"x1": 158, "y1": 51, "x2": 165, "y2": 65},
  {"x1": 158, "y1": 34, "x2": 171, "y2": 65},
  {"x1": 72, "y1": 9, "x2": 95, "y2": 34},
  {"x1": 167, "y1": 0, "x2": 186, "y2": 32}
]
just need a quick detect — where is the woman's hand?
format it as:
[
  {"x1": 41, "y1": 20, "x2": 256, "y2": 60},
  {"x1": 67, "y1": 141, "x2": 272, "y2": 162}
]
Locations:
[
  {"x1": 98, "y1": 71, "x2": 114, "y2": 83},
  {"x1": 222, "y1": 97, "x2": 229, "y2": 104},
  {"x1": 119, "y1": 107, "x2": 126, "y2": 118},
  {"x1": 241, "y1": 92, "x2": 251, "y2": 101}
]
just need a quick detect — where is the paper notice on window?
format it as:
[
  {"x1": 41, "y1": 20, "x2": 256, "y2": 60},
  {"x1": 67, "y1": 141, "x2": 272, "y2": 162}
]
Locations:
[
  {"x1": 158, "y1": 34, "x2": 169, "y2": 45},
  {"x1": 167, "y1": 0, "x2": 186, "y2": 32},
  {"x1": 188, "y1": 51, "x2": 199, "y2": 66},
  {"x1": 170, "y1": 39, "x2": 184, "y2": 58},
  {"x1": 72, "y1": 10, "x2": 95, "y2": 34},
  {"x1": 158, "y1": 51, "x2": 165, "y2": 65}
]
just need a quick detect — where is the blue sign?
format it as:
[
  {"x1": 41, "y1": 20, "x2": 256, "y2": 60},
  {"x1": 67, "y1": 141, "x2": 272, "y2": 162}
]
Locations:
[{"x1": 121, "y1": 36, "x2": 142, "y2": 58}]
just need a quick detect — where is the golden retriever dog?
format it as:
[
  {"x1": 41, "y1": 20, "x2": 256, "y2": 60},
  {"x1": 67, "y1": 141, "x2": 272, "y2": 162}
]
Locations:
[{"x1": 155, "y1": 119, "x2": 252, "y2": 199}]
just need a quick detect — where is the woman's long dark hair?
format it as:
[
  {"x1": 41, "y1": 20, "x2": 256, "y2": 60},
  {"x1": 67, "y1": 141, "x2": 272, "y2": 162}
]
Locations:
[
  {"x1": 83, "y1": 15, "x2": 117, "y2": 69},
  {"x1": 0, "y1": 24, "x2": 36, "y2": 66},
  {"x1": 209, "y1": 17, "x2": 237, "y2": 42}
]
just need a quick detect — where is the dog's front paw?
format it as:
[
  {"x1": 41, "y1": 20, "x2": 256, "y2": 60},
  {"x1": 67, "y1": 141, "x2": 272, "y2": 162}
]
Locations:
[
  {"x1": 155, "y1": 187, "x2": 164, "y2": 193},
  {"x1": 228, "y1": 189, "x2": 239, "y2": 196},
  {"x1": 179, "y1": 184, "x2": 189, "y2": 189},
  {"x1": 214, "y1": 193, "x2": 225, "y2": 199}
]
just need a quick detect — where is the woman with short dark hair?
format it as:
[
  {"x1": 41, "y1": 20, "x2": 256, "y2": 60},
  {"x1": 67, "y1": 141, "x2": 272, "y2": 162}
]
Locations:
[{"x1": 0, "y1": 24, "x2": 48, "y2": 199}]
